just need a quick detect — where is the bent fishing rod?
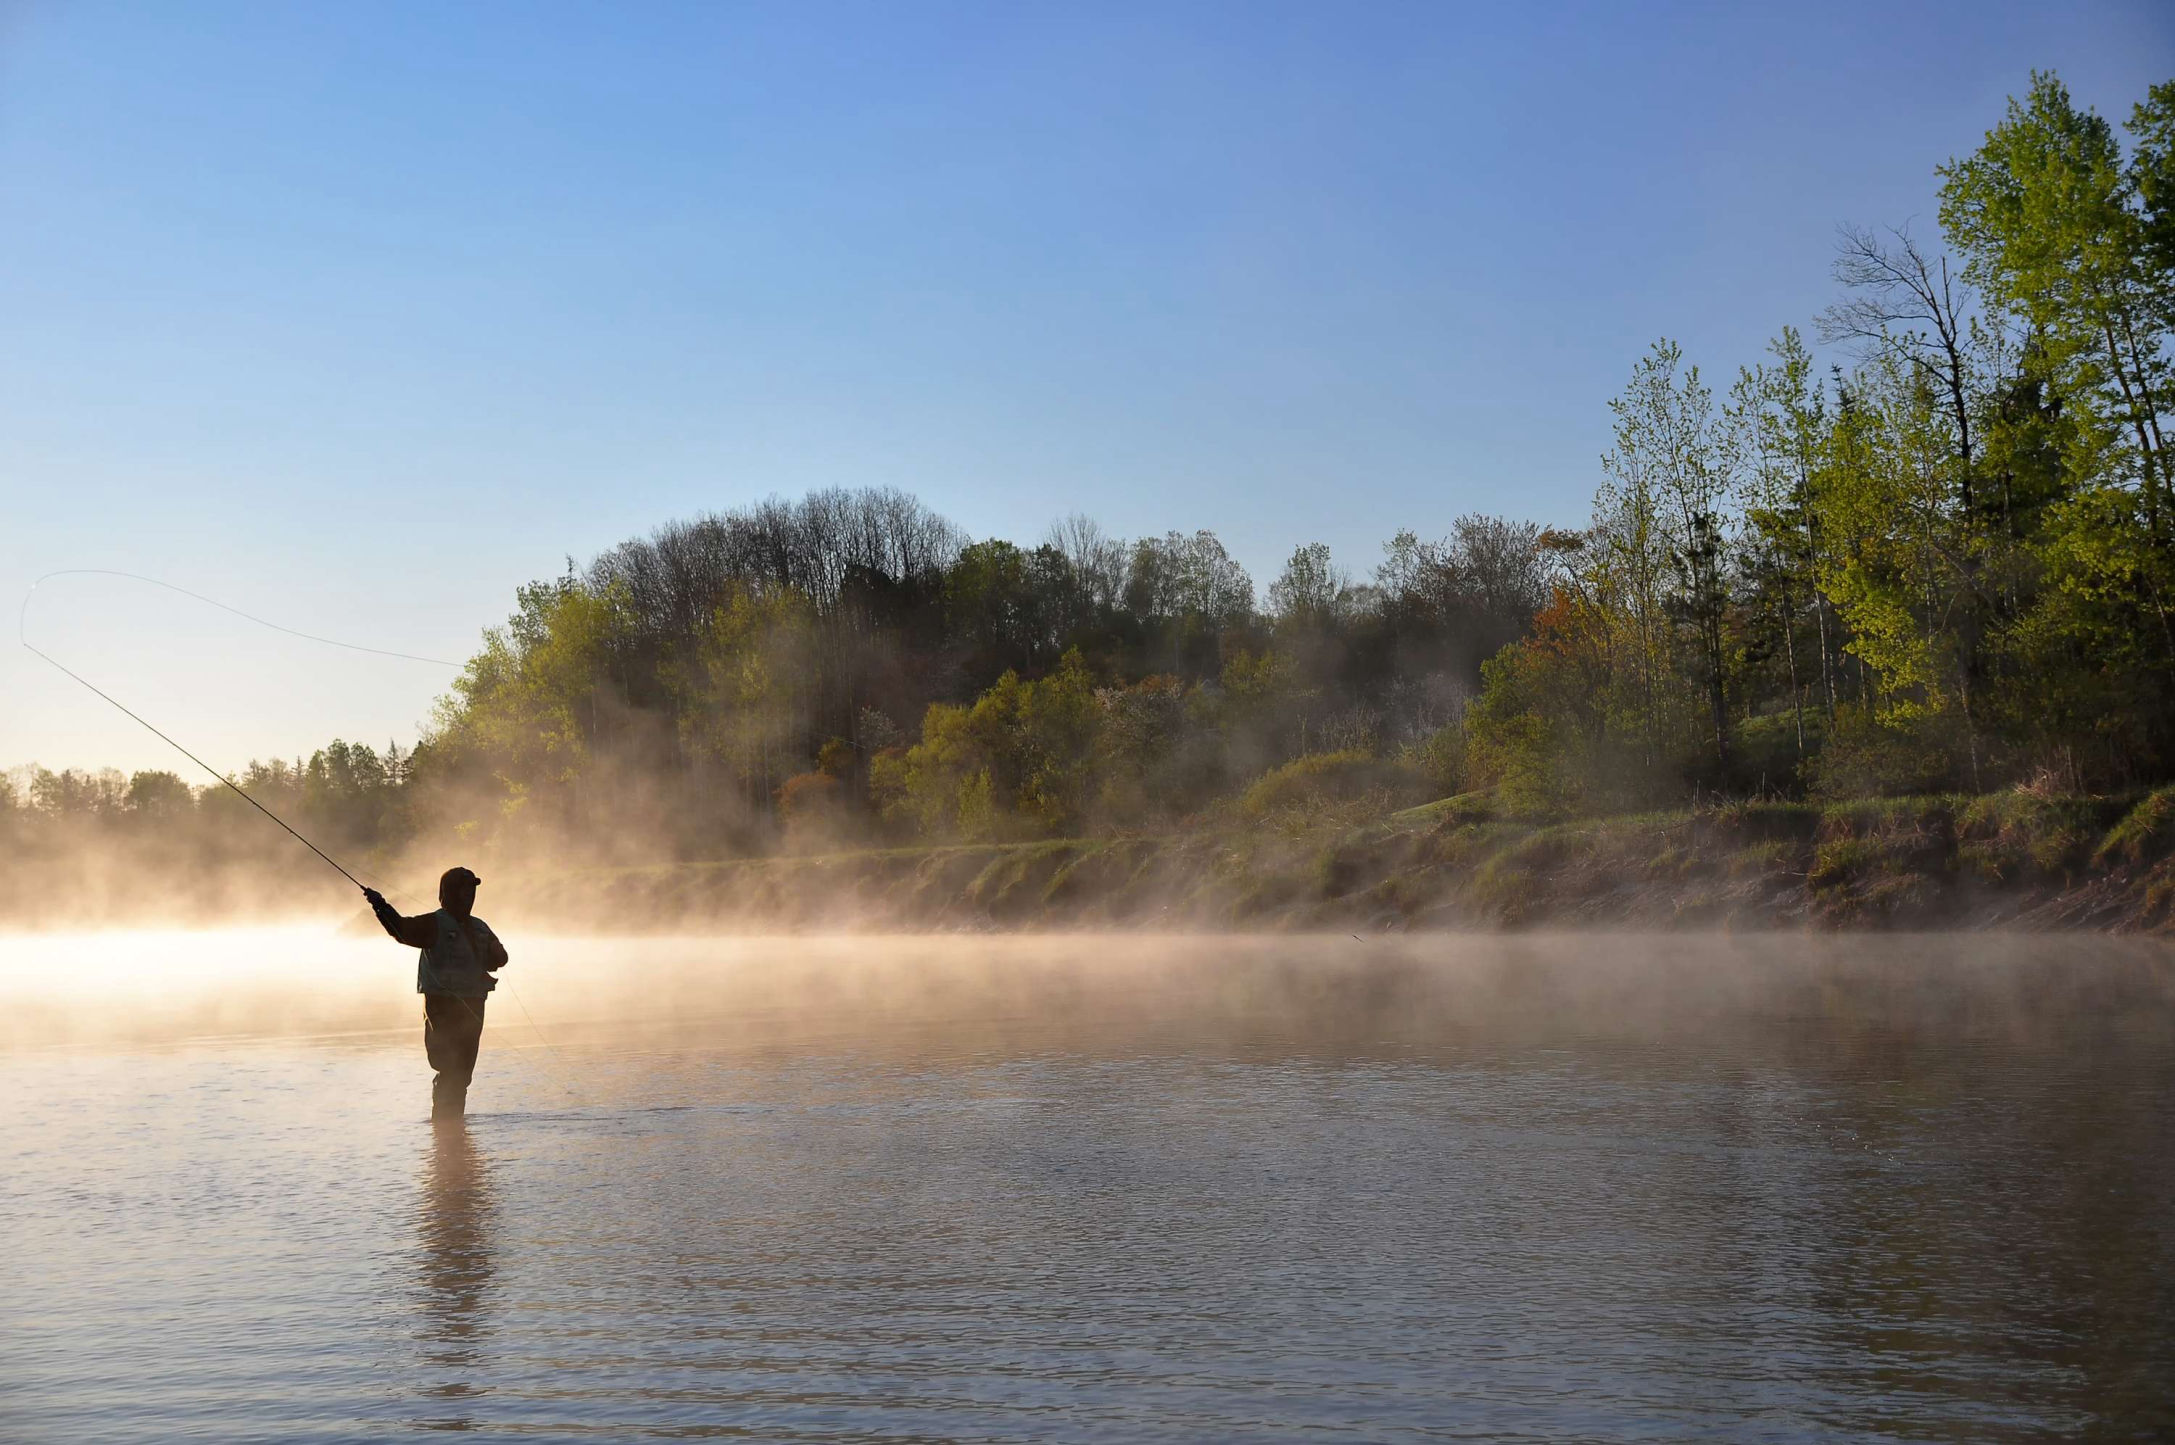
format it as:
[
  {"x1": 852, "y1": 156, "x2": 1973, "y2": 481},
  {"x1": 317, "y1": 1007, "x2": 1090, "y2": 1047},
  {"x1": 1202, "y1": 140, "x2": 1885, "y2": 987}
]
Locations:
[{"x1": 17, "y1": 569, "x2": 460, "y2": 895}]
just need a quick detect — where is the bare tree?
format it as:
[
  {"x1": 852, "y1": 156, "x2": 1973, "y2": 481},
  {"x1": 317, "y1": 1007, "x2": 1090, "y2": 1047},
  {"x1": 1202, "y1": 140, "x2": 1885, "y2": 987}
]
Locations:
[
  {"x1": 1372, "y1": 517, "x2": 1546, "y2": 683},
  {"x1": 1821, "y1": 224, "x2": 1999, "y2": 775},
  {"x1": 1045, "y1": 514, "x2": 1129, "y2": 614},
  {"x1": 1267, "y1": 543, "x2": 1349, "y2": 626},
  {"x1": 1819, "y1": 224, "x2": 1982, "y2": 511}
]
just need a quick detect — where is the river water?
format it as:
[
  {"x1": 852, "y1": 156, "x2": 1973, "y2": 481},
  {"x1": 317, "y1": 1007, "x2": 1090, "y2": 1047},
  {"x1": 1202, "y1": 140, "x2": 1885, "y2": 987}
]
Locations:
[{"x1": 2, "y1": 931, "x2": 2171, "y2": 1442}]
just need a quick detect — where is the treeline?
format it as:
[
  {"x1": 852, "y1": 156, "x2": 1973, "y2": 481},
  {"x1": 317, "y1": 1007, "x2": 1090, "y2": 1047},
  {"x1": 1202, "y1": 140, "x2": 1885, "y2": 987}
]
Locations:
[
  {"x1": 420, "y1": 492, "x2": 1548, "y2": 854},
  {"x1": 1471, "y1": 73, "x2": 2175, "y2": 812},
  {"x1": 6, "y1": 71, "x2": 2171, "y2": 880},
  {"x1": 0, "y1": 744, "x2": 419, "y2": 921},
  {"x1": 0, "y1": 497, "x2": 1547, "y2": 867}
]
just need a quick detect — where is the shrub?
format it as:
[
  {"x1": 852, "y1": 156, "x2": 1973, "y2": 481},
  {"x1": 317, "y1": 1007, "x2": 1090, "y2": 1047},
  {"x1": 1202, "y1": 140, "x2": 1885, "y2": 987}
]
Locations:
[
  {"x1": 777, "y1": 771, "x2": 843, "y2": 821},
  {"x1": 1725, "y1": 708, "x2": 1825, "y2": 796},
  {"x1": 1240, "y1": 751, "x2": 1429, "y2": 818},
  {"x1": 1400, "y1": 721, "x2": 1467, "y2": 797},
  {"x1": 778, "y1": 770, "x2": 851, "y2": 850},
  {"x1": 1805, "y1": 706, "x2": 1961, "y2": 800},
  {"x1": 1955, "y1": 791, "x2": 2120, "y2": 880},
  {"x1": 875, "y1": 651, "x2": 1100, "y2": 839},
  {"x1": 2095, "y1": 787, "x2": 2175, "y2": 867}
]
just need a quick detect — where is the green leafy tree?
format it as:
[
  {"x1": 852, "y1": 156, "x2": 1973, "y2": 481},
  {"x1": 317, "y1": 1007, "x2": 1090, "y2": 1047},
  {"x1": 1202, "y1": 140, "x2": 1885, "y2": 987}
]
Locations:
[
  {"x1": 678, "y1": 584, "x2": 820, "y2": 817},
  {"x1": 874, "y1": 649, "x2": 1101, "y2": 838},
  {"x1": 1940, "y1": 72, "x2": 2175, "y2": 527},
  {"x1": 1598, "y1": 339, "x2": 1736, "y2": 775},
  {"x1": 1731, "y1": 327, "x2": 1834, "y2": 754},
  {"x1": 432, "y1": 574, "x2": 637, "y2": 838},
  {"x1": 124, "y1": 770, "x2": 194, "y2": 821}
]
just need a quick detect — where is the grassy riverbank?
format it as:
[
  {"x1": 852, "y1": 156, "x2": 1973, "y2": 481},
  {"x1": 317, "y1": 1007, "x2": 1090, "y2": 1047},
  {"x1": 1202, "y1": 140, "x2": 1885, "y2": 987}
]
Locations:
[{"x1": 496, "y1": 787, "x2": 2175, "y2": 935}]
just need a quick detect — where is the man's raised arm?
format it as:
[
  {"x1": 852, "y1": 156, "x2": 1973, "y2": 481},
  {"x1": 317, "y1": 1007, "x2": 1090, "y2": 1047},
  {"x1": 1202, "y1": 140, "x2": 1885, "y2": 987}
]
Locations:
[{"x1": 363, "y1": 888, "x2": 438, "y2": 949}]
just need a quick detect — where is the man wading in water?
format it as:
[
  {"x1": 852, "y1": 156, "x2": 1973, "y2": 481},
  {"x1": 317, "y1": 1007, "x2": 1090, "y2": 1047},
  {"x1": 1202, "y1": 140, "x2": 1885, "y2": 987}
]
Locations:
[{"x1": 365, "y1": 868, "x2": 509, "y2": 1122}]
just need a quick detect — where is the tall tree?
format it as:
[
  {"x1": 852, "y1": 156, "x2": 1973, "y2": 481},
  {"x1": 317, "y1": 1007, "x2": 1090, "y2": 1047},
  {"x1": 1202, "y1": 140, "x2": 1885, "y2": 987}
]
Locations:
[
  {"x1": 1730, "y1": 327, "x2": 1832, "y2": 753},
  {"x1": 1820, "y1": 225, "x2": 1985, "y2": 511},
  {"x1": 1599, "y1": 339, "x2": 1735, "y2": 772},
  {"x1": 1940, "y1": 72, "x2": 2175, "y2": 528}
]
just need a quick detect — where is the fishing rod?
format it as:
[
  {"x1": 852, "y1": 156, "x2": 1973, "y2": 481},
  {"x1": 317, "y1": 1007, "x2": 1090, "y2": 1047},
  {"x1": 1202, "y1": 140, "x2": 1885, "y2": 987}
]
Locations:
[
  {"x1": 16, "y1": 570, "x2": 460, "y2": 891},
  {"x1": 21, "y1": 639, "x2": 380, "y2": 891}
]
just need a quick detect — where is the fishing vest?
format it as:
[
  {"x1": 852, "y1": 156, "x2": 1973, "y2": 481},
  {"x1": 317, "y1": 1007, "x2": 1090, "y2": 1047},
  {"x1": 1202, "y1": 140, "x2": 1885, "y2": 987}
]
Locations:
[{"x1": 415, "y1": 909, "x2": 498, "y2": 998}]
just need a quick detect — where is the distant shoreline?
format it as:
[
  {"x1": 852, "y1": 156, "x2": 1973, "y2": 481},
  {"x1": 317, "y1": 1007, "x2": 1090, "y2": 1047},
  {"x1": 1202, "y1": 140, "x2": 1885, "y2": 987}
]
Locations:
[{"x1": 6, "y1": 789, "x2": 2170, "y2": 937}]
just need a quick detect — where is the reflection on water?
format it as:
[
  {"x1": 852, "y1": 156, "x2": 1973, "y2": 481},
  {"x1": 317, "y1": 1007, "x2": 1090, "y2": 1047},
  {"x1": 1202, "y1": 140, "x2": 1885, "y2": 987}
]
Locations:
[
  {"x1": 414, "y1": 1122, "x2": 495, "y2": 1429},
  {"x1": 0, "y1": 932, "x2": 2171, "y2": 1442}
]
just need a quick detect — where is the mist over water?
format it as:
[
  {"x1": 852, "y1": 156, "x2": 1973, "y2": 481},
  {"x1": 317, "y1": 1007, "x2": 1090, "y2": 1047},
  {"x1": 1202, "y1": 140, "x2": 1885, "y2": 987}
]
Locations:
[{"x1": 5, "y1": 931, "x2": 2173, "y2": 1441}]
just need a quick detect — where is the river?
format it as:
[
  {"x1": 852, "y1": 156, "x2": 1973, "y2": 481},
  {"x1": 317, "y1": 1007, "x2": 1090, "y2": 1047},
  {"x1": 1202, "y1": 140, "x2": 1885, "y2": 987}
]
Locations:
[{"x1": 3, "y1": 931, "x2": 2171, "y2": 1441}]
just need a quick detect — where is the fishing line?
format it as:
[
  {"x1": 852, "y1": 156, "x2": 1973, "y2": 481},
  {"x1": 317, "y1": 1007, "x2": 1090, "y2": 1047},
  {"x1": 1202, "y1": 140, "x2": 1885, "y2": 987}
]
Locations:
[
  {"x1": 497, "y1": 984, "x2": 585, "y2": 1105},
  {"x1": 21, "y1": 569, "x2": 464, "y2": 668},
  {"x1": 19, "y1": 570, "x2": 588, "y2": 1108}
]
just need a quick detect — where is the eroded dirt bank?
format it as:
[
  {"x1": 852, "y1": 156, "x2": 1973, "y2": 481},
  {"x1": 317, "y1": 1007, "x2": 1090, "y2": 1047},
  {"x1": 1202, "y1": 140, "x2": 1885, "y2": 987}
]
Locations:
[{"x1": 488, "y1": 789, "x2": 2175, "y2": 936}]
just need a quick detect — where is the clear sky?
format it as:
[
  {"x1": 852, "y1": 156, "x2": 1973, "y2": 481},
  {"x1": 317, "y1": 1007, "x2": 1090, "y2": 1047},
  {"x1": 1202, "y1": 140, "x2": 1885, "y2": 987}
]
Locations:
[{"x1": 3, "y1": 1, "x2": 2169, "y2": 777}]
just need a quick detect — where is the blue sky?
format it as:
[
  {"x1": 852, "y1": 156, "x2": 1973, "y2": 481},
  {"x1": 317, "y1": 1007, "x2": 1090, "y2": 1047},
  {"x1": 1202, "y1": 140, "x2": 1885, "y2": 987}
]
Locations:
[{"x1": 4, "y1": 0, "x2": 2170, "y2": 775}]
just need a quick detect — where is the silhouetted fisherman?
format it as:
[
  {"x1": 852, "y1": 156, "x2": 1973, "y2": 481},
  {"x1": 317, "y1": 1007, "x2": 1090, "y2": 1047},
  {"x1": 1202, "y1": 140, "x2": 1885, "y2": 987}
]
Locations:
[{"x1": 364, "y1": 868, "x2": 509, "y2": 1122}]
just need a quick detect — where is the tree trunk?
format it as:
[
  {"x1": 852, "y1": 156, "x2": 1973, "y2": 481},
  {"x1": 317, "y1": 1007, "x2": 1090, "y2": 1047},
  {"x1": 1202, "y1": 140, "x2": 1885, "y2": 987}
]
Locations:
[
  {"x1": 1784, "y1": 594, "x2": 1806, "y2": 756},
  {"x1": 2103, "y1": 321, "x2": 2165, "y2": 536}
]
